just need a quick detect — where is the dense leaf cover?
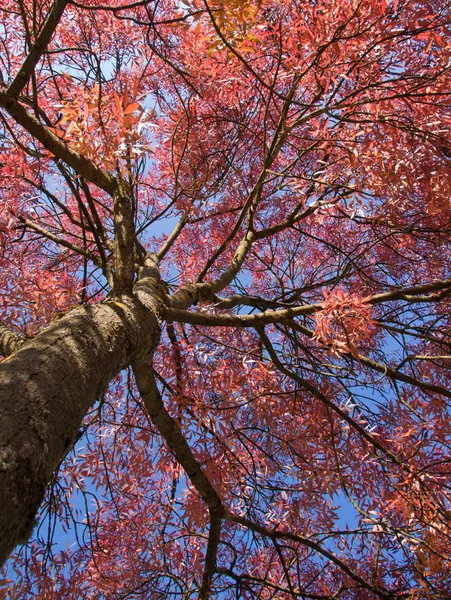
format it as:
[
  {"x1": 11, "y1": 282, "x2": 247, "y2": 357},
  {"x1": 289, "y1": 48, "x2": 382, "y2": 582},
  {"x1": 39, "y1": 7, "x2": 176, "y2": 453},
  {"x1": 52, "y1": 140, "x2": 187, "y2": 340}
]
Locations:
[{"x1": 1, "y1": 0, "x2": 451, "y2": 597}]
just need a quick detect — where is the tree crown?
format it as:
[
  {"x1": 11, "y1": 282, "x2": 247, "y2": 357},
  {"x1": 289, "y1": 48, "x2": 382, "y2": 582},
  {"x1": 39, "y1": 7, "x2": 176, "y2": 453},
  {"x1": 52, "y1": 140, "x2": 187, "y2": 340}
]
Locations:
[{"x1": 1, "y1": 0, "x2": 451, "y2": 597}]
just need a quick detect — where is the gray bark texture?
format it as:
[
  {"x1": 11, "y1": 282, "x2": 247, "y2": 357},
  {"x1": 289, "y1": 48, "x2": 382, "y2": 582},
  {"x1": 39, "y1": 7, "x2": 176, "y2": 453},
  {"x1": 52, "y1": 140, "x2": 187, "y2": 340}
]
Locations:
[{"x1": 0, "y1": 295, "x2": 160, "y2": 566}]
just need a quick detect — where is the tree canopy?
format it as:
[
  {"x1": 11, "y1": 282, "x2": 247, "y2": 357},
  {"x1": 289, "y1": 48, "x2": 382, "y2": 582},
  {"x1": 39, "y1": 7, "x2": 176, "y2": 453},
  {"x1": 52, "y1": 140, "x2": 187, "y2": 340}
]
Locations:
[{"x1": 1, "y1": 0, "x2": 451, "y2": 597}]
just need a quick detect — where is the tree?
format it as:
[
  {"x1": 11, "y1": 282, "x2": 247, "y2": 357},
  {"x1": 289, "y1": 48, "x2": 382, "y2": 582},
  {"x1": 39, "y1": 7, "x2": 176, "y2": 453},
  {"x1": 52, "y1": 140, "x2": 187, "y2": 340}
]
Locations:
[{"x1": 0, "y1": 0, "x2": 451, "y2": 596}]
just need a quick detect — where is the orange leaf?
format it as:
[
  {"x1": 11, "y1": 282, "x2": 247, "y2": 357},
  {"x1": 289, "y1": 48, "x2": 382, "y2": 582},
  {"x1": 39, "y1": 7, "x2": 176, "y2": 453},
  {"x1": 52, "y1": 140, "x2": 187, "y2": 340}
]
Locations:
[{"x1": 124, "y1": 102, "x2": 141, "y2": 115}]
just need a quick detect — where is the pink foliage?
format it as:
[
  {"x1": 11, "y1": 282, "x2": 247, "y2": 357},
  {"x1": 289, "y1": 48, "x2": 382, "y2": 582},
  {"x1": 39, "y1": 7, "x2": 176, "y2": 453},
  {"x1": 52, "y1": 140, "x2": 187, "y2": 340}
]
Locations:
[{"x1": 314, "y1": 286, "x2": 375, "y2": 356}]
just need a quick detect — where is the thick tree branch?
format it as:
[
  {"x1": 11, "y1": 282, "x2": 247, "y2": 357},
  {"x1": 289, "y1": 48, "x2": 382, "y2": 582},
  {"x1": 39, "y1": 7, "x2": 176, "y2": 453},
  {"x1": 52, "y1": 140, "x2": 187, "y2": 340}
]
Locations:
[
  {"x1": 167, "y1": 230, "x2": 257, "y2": 310},
  {"x1": 198, "y1": 514, "x2": 222, "y2": 600},
  {"x1": 0, "y1": 93, "x2": 116, "y2": 195},
  {"x1": 7, "y1": 0, "x2": 70, "y2": 97},
  {"x1": 113, "y1": 179, "x2": 135, "y2": 296},
  {"x1": 132, "y1": 362, "x2": 225, "y2": 516},
  {"x1": 156, "y1": 214, "x2": 189, "y2": 261},
  {"x1": 165, "y1": 277, "x2": 451, "y2": 325}
]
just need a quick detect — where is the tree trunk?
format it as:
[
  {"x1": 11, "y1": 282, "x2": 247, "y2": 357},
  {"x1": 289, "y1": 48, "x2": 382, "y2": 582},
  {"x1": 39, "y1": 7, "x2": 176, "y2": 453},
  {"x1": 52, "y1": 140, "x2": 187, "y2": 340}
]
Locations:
[{"x1": 0, "y1": 296, "x2": 160, "y2": 566}]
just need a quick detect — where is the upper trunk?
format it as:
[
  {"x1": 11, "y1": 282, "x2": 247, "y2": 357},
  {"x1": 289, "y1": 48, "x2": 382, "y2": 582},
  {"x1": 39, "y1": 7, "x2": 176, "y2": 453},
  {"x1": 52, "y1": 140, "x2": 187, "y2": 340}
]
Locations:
[{"x1": 0, "y1": 295, "x2": 160, "y2": 566}]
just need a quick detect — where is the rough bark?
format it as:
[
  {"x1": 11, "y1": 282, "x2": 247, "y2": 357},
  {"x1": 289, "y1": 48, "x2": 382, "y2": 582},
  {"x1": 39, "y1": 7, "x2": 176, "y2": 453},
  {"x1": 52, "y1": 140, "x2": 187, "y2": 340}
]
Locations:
[
  {"x1": 113, "y1": 179, "x2": 135, "y2": 296},
  {"x1": 0, "y1": 323, "x2": 25, "y2": 357},
  {"x1": 0, "y1": 295, "x2": 160, "y2": 566}
]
